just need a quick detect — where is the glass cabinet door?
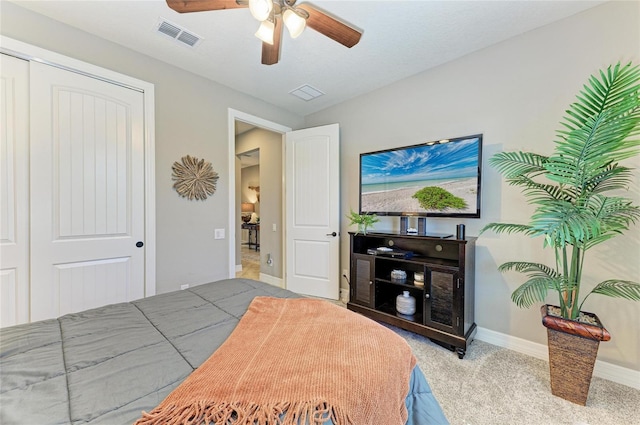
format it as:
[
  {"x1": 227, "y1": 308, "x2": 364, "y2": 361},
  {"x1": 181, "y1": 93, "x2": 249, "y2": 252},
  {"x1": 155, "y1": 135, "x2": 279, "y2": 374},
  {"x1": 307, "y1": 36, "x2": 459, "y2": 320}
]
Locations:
[
  {"x1": 424, "y1": 266, "x2": 460, "y2": 334},
  {"x1": 351, "y1": 253, "x2": 374, "y2": 307}
]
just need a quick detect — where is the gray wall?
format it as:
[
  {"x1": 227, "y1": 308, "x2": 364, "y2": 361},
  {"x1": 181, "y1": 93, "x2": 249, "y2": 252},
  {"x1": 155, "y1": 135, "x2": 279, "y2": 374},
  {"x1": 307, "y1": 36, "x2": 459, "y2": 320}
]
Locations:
[
  {"x1": 0, "y1": 2, "x2": 304, "y2": 295},
  {"x1": 305, "y1": 1, "x2": 640, "y2": 370}
]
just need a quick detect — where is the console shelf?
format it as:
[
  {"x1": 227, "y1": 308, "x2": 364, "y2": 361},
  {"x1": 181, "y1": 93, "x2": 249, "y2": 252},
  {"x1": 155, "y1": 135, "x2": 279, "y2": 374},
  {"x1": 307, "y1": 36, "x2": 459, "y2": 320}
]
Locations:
[{"x1": 347, "y1": 231, "x2": 476, "y2": 359}]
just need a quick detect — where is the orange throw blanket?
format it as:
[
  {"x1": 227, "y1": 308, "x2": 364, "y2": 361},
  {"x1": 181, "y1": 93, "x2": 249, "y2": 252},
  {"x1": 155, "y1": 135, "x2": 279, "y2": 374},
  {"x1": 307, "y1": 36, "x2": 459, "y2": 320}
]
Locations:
[{"x1": 135, "y1": 297, "x2": 416, "y2": 425}]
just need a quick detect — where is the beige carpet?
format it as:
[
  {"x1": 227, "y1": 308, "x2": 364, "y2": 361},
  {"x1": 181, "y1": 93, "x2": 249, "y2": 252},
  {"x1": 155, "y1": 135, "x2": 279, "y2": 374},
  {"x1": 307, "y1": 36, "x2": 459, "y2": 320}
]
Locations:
[{"x1": 388, "y1": 325, "x2": 640, "y2": 425}]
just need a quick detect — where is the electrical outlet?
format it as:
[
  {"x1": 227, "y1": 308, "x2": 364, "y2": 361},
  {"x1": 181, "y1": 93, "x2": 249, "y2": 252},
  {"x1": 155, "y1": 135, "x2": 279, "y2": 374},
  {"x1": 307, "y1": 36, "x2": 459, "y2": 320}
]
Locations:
[
  {"x1": 180, "y1": 284, "x2": 189, "y2": 290},
  {"x1": 342, "y1": 269, "x2": 349, "y2": 279}
]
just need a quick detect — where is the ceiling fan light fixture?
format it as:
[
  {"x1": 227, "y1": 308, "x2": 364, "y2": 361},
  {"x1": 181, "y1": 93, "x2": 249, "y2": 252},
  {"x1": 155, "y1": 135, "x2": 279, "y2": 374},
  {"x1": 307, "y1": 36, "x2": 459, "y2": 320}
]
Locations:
[
  {"x1": 255, "y1": 19, "x2": 275, "y2": 45},
  {"x1": 283, "y1": 8, "x2": 306, "y2": 39},
  {"x1": 249, "y1": 0, "x2": 273, "y2": 22}
]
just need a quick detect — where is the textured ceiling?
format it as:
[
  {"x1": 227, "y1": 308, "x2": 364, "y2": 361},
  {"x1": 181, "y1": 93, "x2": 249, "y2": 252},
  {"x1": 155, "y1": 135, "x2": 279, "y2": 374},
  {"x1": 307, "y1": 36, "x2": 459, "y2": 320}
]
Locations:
[{"x1": 8, "y1": 0, "x2": 607, "y2": 116}]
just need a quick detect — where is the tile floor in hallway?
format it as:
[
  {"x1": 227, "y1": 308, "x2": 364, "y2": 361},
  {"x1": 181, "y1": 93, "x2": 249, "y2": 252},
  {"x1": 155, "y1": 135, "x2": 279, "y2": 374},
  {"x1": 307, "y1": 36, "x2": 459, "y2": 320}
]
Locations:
[
  {"x1": 236, "y1": 247, "x2": 346, "y2": 308},
  {"x1": 236, "y1": 245, "x2": 260, "y2": 280}
]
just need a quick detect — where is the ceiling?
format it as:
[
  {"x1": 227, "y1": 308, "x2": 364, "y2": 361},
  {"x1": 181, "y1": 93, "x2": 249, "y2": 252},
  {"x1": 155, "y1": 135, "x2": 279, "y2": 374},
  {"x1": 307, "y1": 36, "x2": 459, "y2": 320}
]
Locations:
[
  {"x1": 238, "y1": 148, "x2": 260, "y2": 168},
  {"x1": 8, "y1": 0, "x2": 606, "y2": 116}
]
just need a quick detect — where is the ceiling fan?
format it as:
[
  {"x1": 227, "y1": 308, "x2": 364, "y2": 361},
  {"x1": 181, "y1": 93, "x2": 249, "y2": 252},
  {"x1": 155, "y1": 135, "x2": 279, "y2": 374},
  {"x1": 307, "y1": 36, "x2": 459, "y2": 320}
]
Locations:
[{"x1": 166, "y1": 0, "x2": 362, "y2": 65}]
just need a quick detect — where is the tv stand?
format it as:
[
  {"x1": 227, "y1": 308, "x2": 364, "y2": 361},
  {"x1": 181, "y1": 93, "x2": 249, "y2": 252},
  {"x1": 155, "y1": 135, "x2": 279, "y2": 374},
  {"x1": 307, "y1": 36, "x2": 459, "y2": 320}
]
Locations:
[{"x1": 347, "y1": 231, "x2": 476, "y2": 358}]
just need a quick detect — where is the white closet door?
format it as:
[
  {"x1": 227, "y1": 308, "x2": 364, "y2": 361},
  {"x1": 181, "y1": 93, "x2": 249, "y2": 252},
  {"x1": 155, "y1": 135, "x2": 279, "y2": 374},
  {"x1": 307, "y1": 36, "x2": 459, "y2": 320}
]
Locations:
[
  {"x1": 0, "y1": 54, "x2": 30, "y2": 327},
  {"x1": 30, "y1": 62, "x2": 146, "y2": 321}
]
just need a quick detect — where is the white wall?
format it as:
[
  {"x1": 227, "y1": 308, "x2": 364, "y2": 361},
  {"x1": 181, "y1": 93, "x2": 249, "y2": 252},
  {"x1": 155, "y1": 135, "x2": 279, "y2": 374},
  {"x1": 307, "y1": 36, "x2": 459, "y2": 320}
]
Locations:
[
  {"x1": 240, "y1": 165, "x2": 260, "y2": 207},
  {"x1": 0, "y1": 2, "x2": 305, "y2": 295},
  {"x1": 306, "y1": 1, "x2": 640, "y2": 371}
]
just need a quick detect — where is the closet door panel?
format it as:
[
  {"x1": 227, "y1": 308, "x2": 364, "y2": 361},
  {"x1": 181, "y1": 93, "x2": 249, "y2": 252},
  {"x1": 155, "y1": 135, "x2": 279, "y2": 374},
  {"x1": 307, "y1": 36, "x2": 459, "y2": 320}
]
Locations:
[
  {"x1": 30, "y1": 62, "x2": 145, "y2": 321},
  {"x1": 0, "y1": 54, "x2": 29, "y2": 327}
]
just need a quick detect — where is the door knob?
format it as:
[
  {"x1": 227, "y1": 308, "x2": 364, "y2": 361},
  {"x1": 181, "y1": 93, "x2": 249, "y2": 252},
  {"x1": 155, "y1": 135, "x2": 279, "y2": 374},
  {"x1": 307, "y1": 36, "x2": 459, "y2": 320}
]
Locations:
[
  {"x1": 136, "y1": 241, "x2": 144, "y2": 248},
  {"x1": 326, "y1": 232, "x2": 337, "y2": 237}
]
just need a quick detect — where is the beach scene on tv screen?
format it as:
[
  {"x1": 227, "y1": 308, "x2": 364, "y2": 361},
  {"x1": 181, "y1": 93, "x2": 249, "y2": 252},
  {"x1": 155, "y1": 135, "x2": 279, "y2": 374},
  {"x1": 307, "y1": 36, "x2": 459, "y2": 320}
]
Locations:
[{"x1": 361, "y1": 137, "x2": 480, "y2": 215}]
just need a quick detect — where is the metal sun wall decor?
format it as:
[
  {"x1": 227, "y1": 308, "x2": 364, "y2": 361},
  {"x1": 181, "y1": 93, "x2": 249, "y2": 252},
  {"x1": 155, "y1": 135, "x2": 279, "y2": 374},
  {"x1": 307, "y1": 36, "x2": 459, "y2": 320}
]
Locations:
[{"x1": 172, "y1": 155, "x2": 219, "y2": 201}]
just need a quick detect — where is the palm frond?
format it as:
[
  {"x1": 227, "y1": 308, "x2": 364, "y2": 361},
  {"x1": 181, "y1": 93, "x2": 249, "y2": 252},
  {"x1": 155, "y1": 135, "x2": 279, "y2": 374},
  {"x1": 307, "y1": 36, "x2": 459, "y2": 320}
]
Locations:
[
  {"x1": 511, "y1": 277, "x2": 558, "y2": 308},
  {"x1": 480, "y1": 223, "x2": 534, "y2": 236},
  {"x1": 585, "y1": 164, "x2": 634, "y2": 194},
  {"x1": 578, "y1": 193, "x2": 639, "y2": 250},
  {"x1": 582, "y1": 232, "x2": 618, "y2": 250},
  {"x1": 501, "y1": 263, "x2": 578, "y2": 310},
  {"x1": 584, "y1": 196, "x2": 640, "y2": 244},
  {"x1": 528, "y1": 200, "x2": 600, "y2": 246},
  {"x1": 589, "y1": 280, "x2": 640, "y2": 301},
  {"x1": 488, "y1": 152, "x2": 548, "y2": 179},
  {"x1": 548, "y1": 63, "x2": 640, "y2": 189},
  {"x1": 498, "y1": 261, "x2": 559, "y2": 278},
  {"x1": 506, "y1": 175, "x2": 575, "y2": 202},
  {"x1": 563, "y1": 63, "x2": 640, "y2": 126}
]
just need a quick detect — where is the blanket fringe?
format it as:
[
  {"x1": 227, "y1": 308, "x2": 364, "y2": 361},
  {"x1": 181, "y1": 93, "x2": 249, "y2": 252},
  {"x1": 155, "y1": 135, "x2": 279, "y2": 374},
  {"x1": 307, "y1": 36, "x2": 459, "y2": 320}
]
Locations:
[{"x1": 134, "y1": 400, "x2": 352, "y2": 425}]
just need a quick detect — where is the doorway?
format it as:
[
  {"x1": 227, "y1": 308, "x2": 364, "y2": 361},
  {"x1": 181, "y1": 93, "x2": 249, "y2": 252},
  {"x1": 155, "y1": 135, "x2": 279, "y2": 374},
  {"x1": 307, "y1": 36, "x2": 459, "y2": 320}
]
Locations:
[
  {"x1": 237, "y1": 147, "x2": 260, "y2": 280},
  {"x1": 228, "y1": 109, "x2": 291, "y2": 287},
  {"x1": 227, "y1": 110, "x2": 341, "y2": 300}
]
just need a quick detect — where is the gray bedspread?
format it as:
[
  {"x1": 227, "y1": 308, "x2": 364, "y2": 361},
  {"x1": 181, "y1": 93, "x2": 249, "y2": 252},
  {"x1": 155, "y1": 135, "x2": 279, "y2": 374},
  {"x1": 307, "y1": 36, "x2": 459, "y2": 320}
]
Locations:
[{"x1": 0, "y1": 278, "x2": 447, "y2": 424}]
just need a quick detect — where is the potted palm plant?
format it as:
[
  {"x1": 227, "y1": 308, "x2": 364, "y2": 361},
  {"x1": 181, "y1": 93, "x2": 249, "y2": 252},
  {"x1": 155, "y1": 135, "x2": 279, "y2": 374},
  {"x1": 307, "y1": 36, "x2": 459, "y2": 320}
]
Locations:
[
  {"x1": 346, "y1": 209, "x2": 379, "y2": 235},
  {"x1": 481, "y1": 62, "x2": 640, "y2": 405}
]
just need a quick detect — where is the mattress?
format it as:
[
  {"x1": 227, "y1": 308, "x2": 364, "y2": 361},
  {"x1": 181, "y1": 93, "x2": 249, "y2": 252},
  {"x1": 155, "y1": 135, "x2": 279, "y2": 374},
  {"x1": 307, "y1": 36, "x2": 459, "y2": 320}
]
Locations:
[{"x1": 0, "y1": 278, "x2": 447, "y2": 424}]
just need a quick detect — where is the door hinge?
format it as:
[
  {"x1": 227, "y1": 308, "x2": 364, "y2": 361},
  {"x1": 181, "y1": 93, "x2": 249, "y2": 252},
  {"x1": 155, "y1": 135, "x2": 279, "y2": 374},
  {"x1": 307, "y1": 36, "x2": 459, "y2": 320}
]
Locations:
[
  {"x1": 456, "y1": 316, "x2": 460, "y2": 327},
  {"x1": 457, "y1": 278, "x2": 461, "y2": 289}
]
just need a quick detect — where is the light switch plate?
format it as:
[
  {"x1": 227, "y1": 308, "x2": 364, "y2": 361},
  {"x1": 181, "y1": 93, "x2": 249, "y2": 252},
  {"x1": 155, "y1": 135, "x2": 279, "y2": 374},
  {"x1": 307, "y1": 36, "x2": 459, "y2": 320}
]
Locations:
[{"x1": 214, "y1": 228, "x2": 225, "y2": 239}]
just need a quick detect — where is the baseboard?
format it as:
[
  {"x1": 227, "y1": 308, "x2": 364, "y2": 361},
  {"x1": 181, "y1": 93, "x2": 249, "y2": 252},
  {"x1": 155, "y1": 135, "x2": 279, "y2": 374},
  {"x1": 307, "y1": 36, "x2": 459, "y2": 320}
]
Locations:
[
  {"x1": 339, "y1": 288, "x2": 349, "y2": 304},
  {"x1": 476, "y1": 327, "x2": 548, "y2": 361},
  {"x1": 476, "y1": 327, "x2": 640, "y2": 390},
  {"x1": 259, "y1": 273, "x2": 283, "y2": 288}
]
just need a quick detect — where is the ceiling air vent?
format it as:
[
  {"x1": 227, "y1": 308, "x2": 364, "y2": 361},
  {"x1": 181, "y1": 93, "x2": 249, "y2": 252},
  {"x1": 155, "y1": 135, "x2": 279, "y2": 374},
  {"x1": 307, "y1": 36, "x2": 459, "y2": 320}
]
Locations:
[
  {"x1": 156, "y1": 18, "x2": 203, "y2": 48},
  {"x1": 289, "y1": 84, "x2": 325, "y2": 101}
]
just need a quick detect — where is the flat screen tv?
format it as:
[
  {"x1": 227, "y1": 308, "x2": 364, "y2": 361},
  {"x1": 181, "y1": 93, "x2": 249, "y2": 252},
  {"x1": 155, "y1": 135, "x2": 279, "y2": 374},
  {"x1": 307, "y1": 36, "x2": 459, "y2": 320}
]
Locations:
[{"x1": 359, "y1": 134, "x2": 482, "y2": 218}]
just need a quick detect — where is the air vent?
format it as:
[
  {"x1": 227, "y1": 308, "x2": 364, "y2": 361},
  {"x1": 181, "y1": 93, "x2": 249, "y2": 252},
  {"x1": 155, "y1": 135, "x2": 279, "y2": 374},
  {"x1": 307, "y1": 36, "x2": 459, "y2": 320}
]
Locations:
[
  {"x1": 156, "y1": 18, "x2": 203, "y2": 48},
  {"x1": 289, "y1": 84, "x2": 325, "y2": 101}
]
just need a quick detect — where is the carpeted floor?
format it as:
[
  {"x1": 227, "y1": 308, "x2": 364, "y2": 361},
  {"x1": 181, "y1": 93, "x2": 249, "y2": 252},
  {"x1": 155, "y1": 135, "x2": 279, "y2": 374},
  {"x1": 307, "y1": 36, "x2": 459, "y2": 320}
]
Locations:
[{"x1": 388, "y1": 325, "x2": 640, "y2": 425}]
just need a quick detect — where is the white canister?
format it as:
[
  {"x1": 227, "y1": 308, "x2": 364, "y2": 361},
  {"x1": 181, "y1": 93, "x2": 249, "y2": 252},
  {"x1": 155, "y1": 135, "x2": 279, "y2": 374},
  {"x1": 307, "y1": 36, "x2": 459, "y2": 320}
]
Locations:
[
  {"x1": 413, "y1": 272, "x2": 424, "y2": 287},
  {"x1": 396, "y1": 291, "x2": 416, "y2": 315}
]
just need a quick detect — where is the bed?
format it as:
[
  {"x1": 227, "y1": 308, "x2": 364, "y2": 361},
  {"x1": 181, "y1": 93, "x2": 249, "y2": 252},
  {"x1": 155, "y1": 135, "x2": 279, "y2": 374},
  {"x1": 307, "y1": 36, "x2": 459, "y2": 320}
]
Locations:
[{"x1": 0, "y1": 278, "x2": 448, "y2": 424}]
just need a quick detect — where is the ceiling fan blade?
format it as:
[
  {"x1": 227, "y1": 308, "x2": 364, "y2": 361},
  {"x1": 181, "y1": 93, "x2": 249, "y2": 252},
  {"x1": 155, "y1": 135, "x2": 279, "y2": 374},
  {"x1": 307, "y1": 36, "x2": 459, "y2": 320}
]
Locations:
[
  {"x1": 261, "y1": 17, "x2": 283, "y2": 65},
  {"x1": 166, "y1": 0, "x2": 246, "y2": 13},
  {"x1": 297, "y1": 4, "x2": 362, "y2": 48}
]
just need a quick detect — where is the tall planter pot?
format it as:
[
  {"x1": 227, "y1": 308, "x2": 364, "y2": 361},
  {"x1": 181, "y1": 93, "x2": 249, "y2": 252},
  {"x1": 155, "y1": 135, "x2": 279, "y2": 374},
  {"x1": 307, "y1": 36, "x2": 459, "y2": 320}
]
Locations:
[{"x1": 540, "y1": 305, "x2": 611, "y2": 405}]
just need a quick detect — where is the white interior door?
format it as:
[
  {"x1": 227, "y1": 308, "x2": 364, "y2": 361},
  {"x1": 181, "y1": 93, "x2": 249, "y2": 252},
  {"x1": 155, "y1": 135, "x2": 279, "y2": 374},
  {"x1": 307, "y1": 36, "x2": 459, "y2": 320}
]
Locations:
[
  {"x1": 30, "y1": 61, "x2": 146, "y2": 321},
  {"x1": 285, "y1": 124, "x2": 340, "y2": 299},
  {"x1": 0, "y1": 54, "x2": 30, "y2": 327}
]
